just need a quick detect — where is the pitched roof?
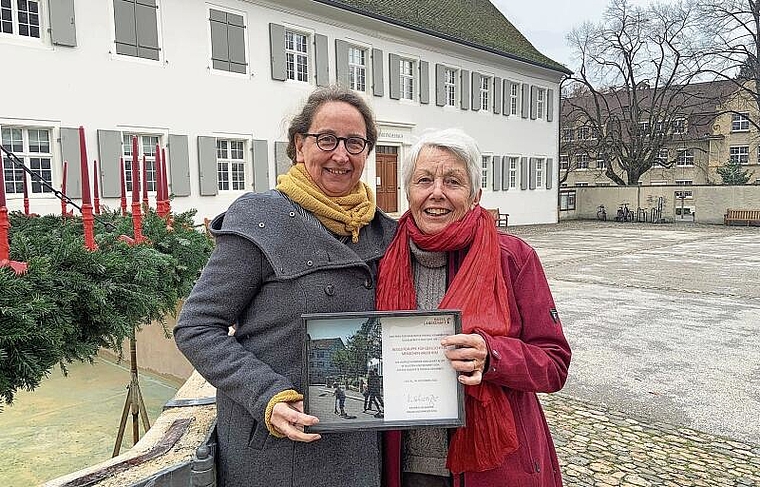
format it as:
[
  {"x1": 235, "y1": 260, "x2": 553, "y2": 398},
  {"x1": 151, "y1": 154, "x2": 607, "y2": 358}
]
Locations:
[
  {"x1": 314, "y1": 0, "x2": 571, "y2": 74},
  {"x1": 311, "y1": 338, "x2": 345, "y2": 350}
]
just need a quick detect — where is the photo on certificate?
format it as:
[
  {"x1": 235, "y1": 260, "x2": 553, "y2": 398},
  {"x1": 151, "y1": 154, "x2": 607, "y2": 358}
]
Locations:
[{"x1": 302, "y1": 310, "x2": 464, "y2": 433}]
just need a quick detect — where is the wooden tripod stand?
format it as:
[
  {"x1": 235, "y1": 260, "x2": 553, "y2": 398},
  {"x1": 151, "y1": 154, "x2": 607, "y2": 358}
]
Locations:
[{"x1": 112, "y1": 333, "x2": 151, "y2": 457}]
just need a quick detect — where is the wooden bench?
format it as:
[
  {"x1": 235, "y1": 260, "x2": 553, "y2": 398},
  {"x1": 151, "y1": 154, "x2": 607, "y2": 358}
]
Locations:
[
  {"x1": 485, "y1": 208, "x2": 509, "y2": 227},
  {"x1": 724, "y1": 208, "x2": 760, "y2": 226}
]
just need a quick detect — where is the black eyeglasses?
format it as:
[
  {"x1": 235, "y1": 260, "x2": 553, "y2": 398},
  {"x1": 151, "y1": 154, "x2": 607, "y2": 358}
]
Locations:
[{"x1": 302, "y1": 133, "x2": 369, "y2": 155}]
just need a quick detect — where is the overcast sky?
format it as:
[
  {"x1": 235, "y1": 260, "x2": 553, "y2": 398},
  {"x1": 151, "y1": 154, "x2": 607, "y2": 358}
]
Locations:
[{"x1": 492, "y1": 0, "x2": 670, "y2": 70}]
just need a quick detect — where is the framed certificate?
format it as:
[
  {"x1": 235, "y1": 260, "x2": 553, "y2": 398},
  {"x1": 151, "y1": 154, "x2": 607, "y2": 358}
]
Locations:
[{"x1": 302, "y1": 310, "x2": 465, "y2": 433}]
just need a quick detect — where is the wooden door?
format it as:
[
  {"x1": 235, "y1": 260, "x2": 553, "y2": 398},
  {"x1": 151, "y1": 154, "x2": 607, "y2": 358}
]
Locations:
[{"x1": 375, "y1": 146, "x2": 398, "y2": 213}]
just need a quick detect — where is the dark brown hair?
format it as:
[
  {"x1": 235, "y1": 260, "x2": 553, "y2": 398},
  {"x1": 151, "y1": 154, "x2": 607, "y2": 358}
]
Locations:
[{"x1": 286, "y1": 85, "x2": 378, "y2": 162}]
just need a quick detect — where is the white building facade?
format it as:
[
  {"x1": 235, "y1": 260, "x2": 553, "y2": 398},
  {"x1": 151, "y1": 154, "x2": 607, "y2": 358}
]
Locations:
[{"x1": 0, "y1": 0, "x2": 569, "y2": 225}]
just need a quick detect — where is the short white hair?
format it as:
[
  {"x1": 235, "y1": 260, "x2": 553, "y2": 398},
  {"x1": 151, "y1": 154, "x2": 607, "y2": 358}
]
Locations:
[{"x1": 402, "y1": 128, "x2": 482, "y2": 201}]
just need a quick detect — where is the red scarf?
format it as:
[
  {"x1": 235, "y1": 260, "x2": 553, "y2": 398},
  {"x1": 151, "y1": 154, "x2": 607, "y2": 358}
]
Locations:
[{"x1": 376, "y1": 206, "x2": 519, "y2": 484}]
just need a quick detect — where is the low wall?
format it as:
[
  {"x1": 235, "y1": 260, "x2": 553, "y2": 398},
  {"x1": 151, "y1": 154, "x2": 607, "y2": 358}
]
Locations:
[{"x1": 560, "y1": 185, "x2": 760, "y2": 224}]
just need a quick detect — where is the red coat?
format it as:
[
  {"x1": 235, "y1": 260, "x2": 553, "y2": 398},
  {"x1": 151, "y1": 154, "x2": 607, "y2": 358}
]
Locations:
[{"x1": 385, "y1": 233, "x2": 571, "y2": 487}]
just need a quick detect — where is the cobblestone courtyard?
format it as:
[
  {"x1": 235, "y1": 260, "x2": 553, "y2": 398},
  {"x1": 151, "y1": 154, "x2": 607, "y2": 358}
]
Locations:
[{"x1": 509, "y1": 221, "x2": 760, "y2": 486}]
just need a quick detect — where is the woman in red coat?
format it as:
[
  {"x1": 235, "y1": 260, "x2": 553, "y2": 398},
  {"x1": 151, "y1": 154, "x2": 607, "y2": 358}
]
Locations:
[{"x1": 376, "y1": 128, "x2": 571, "y2": 487}]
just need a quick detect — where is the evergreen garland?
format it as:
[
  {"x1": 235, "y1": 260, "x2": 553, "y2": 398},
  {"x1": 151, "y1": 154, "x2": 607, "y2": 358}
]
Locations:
[{"x1": 0, "y1": 209, "x2": 214, "y2": 407}]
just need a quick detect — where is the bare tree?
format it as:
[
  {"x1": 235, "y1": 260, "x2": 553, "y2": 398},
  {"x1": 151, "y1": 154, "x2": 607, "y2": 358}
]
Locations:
[{"x1": 563, "y1": 0, "x2": 718, "y2": 185}]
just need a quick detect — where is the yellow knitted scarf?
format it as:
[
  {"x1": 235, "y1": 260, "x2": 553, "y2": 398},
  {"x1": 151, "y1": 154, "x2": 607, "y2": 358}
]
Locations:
[{"x1": 276, "y1": 163, "x2": 376, "y2": 243}]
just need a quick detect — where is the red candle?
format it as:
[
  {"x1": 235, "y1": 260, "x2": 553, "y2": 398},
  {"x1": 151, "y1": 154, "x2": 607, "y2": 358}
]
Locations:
[
  {"x1": 119, "y1": 157, "x2": 126, "y2": 198},
  {"x1": 141, "y1": 154, "x2": 148, "y2": 207},
  {"x1": 155, "y1": 144, "x2": 163, "y2": 201},
  {"x1": 62, "y1": 161, "x2": 68, "y2": 195},
  {"x1": 93, "y1": 159, "x2": 101, "y2": 215},
  {"x1": 131, "y1": 136, "x2": 139, "y2": 204},
  {"x1": 161, "y1": 147, "x2": 169, "y2": 200},
  {"x1": 78, "y1": 126, "x2": 92, "y2": 205},
  {"x1": 22, "y1": 169, "x2": 28, "y2": 199},
  {"x1": 0, "y1": 150, "x2": 6, "y2": 207}
]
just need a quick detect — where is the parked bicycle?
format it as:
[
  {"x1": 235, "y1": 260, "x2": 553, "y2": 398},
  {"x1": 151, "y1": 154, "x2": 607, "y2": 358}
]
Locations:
[
  {"x1": 596, "y1": 204, "x2": 607, "y2": 221},
  {"x1": 614, "y1": 203, "x2": 634, "y2": 222}
]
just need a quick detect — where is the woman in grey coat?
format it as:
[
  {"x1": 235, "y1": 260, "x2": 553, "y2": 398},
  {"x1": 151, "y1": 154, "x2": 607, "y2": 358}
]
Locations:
[{"x1": 174, "y1": 86, "x2": 396, "y2": 487}]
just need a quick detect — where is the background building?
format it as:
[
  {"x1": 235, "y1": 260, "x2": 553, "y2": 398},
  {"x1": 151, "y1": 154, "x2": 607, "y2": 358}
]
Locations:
[{"x1": 1, "y1": 0, "x2": 568, "y2": 224}]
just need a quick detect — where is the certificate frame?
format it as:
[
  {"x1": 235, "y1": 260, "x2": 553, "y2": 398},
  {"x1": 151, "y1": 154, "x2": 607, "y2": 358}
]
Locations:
[{"x1": 302, "y1": 309, "x2": 465, "y2": 433}]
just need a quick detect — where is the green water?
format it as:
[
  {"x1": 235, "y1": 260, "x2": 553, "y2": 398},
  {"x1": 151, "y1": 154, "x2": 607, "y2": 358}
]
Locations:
[{"x1": 0, "y1": 358, "x2": 179, "y2": 486}]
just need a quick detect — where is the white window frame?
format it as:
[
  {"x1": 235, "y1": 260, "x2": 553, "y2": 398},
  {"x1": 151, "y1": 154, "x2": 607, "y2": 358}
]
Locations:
[
  {"x1": 676, "y1": 149, "x2": 694, "y2": 167},
  {"x1": 651, "y1": 180, "x2": 668, "y2": 186},
  {"x1": 508, "y1": 156, "x2": 519, "y2": 189},
  {"x1": 577, "y1": 126, "x2": 592, "y2": 141},
  {"x1": 559, "y1": 154, "x2": 569, "y2": 170},
  {"x1": 0, "y1": 125, "x2": 54, "y2": 196},
  {"x1": 444, "y1": 67, "x2": 457, "y2": 107},
  {"x1": 671, "y1": 118, "x2": 686, "y2": 135},
  {"x1": 730, "y1": 145, "x2": 749, "y2": 165},
  {"x1": 285, "y1": 28, "x2": 310, "y2": 82},
  {"x1": 216, "y1": 138, "x2": 247, "y2": 191},
  {"x1": 348, "y1": 45, "x2": 367, "y2": 92},
  {"x1": 595, "y1": 182, "x2": 611, "y2": 187},
  {"x1": 0, "y1": 0, "x2": 42, "y2": 40},
  {"x1": 536, "y1": 88, "x2": 546, "y2": 119},
  {"x1": 575, "y1": 182, "x2": 589, "y2": 187},
  {"x1": 561, "y1": 128, "x2": 573, "y2": 142},
  {"x1": 122, "y1": 132, "x2": 162, "y2": 193},
  {"x1": 510, "y1": 82, "x2": 519, "y2": 115},
  {"x1": 596, "y1": 159, "x2": 606, "y2": 170},
  {"x1": 535, "y1": 158, "x2": 544, "y2": 187},
  {"x1": 480, "y1": 154, "x2": 491, "y2": 190},
  {"x1": 674, "y1": 179, "x2": 693, "y2": 200},
  {"x1": 479, "y1": 76, "x2": 490, "y2": 111},
  {"x1": 399, "y1": 57, "x2": 415, "y2": 101},
  {"x1": 655, "y1": 148, "x2": 668, "y2": 166},
  {"x1": 575, "y1": 153, "x2": 590, "y2": 169},
  {"x1": 731, "y1": 112, "x2": 750, "y2": 132}
]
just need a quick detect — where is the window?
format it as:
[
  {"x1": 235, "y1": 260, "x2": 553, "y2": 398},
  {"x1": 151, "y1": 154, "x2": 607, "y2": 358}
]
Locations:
[
  {"x1": 577, "y1": 126, "x2": 592, "y2": 141},
  {"x1": 575, "y1": 153, "x2": 589, "y2": 169},
  {"x1": 596, "y1": 159, "x2": 606, "y2": 170},
  {"x1": 561, "y1": 128, "x2": 574, "y2": 142},
  {"x1": 217, "y1": 139, "x2": 245, "y2": 191},
  {"x1": 655, "y1": 148, "x2": 668, "y2": 166},
  {"x1": 559, "y1": 154, "x2": 569, "y2": 170},
  {"x1": 653, "y1": 120, "x2": 666, "y2": 135},
  {"x1": 114, "y1": 0, "x2": 160, "y2": 60},
  {"x1": 676, "y1": 149, "x2": 694, "y2": 166},
  {"x1": 535, "y1": 158, "x2": 544, "y2": 187},
  {"x1": 536, "y1": 88, "x2": 545, "y2": 119},
  {"x1": 285, "y1": 29, "x2": 309, "y2": 82},
  {"x1": 209, "y1": 8, "x2": 246, "y2": 73},
  {"x1": 651, "y1": 180, "x2": 668, "y2": 186},
  {"x1": 122, "y1": 133, "x2": 160, "y2": 192},
  {"x1": 400, "y1": 58, "x2": 414, "y2": 100},
  {"x1": 348, "y1": 46, "x2": 366, "y2": 92},
  {"x1": 508, "y1": 157, "x2": 518, "y2": 188},
  {"x1": 674, "y1": 179, "x2": 693, "y2": 200},
  {"x1": 730, "y1": 145, "x2": 749, "y2": 165},
  {"x1": 480, "y1": 155, "x2": 491, "y2": 189},
  {"x1": 510, "y1": 82, "x2": 519, "y2": 115},
  {"x1": 639, "y1": 121, "x2": 650, "y2": 136},
  {"x1": 444, "y1": 68, "x2": 456, "y2": 107},
  {"x1": 1, "y1": 0, "x2": 40, "y2": 38},
  {"x1": 1, "y1": 126, "x2": 52, "y2": 194},
  {"x1": 731, "y1": 112, "x2": 750, "y2": 132},
  {"x1": 479, "y1": 76, "x2": 490, "y2": 111},
  {"x1": 671, "y1": 118, "x2": 685, "y2": 135},
  {"x1": 575, "y1": 182, "x2": 589, "y2": 187},
  {"x1": 559, "y1": 190, "x2": 576, "y2": 211},
  {"x1": 595, "y1": 182, "x2": 611, "y2": 187}
]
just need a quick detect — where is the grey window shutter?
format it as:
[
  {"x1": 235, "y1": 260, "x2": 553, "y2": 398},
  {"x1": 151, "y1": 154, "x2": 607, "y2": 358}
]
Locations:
[
  {"x1": 493, "y1": 77, "x2": 502, "y2": 114},
  {"x1": 315, "y1": 34, "x2": 329, "y2": 86},
  {"x1": 269, "y1": 23, "x2": 286, "y2": 81},
  {"x1": 252, "y1": 139, "x2": 269, "y2": 192},
  {"x1": 492, "y1": 156, "x2": 501, "y2": 192},
  {"x1": 547, "y1": 88, "x2": 554, "y2": 122},
  {"x1": 60, "y1": 127, "x2": 82, "y2": 199},
  {"x1": 520, "y1": 156, "x2": 529, "y2": 190},
  {"x1": 274, "y1": 141, "x2": 290, "y2": 177},
  {"x1": 168, "y1": 134, "x2": 191, "y2": 196},
  {"x1": 471, "y1": 72, "x2": 481, "y2": 111},
  {"x1": 529, "y1": 157, "x2": 537, "y2": 189},
  {"x1": 461, "y1": 70, "x2": 470, "y2": 110},
  {"x1": 226, "y1": 12, "x2": 246, "y2": 74},
  {"x1": 546, "y1": 158, "x2": 553, "y2": 189},
  {"x1": 135, "y1": 0, "x2": 159, "y2": 60},
  {"x1": 335, "y1": 39, "x2": 350, "y2": 87},
  {"x1": 502, "y1": 79, "x2": 510, "y2": 116},
  {"x1": 49, "y1": 0, "x2": 77, "y2": 47},
  {"x1": 501, "y1": 157, "x2": 509, "y2": 190},
  {"x1": 372, "y1": 49, "x2": 384, "y2": 97},
  {"x1": 435, "y1": 64, "x2": 445, "y2": 107},
  {"x1": 521, "y1": 83, "x2": 530, "y2": 118},
  {"x1": 197, "y1": 136, "x2": 218, "y2": 196},
  {"x1": 211, "y1": 10, "x2": 245, "y2": 73},
  {"x1": 530, "y1": 86, "x2": 538, "y2": 120},
  {"x1": 114, "y1": 0, "x2": 138, "y2": 57},
  {"x1": 389, "y1": 53, "x2": 400, "y2": 100},
  {"x1": 419, "y1": 61, "x2": 430, "y2": 104},
  {"x1": 96, "y1": 129, "x2": 122, "y2": 198}
]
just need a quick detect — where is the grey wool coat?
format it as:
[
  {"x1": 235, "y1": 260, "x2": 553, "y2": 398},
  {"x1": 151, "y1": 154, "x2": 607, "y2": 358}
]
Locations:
[{"x1": 174, "y1": 190, "x2": 397, "y2": 487}]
